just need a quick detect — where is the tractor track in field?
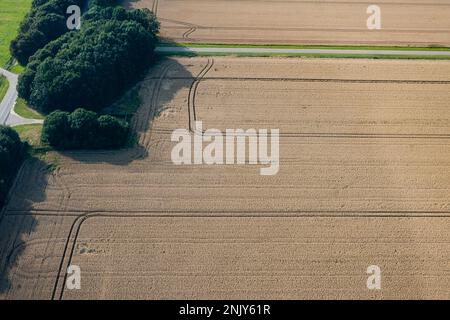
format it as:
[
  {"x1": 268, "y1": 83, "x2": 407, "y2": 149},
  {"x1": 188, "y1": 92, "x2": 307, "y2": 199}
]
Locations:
[
  {"x1": 7, "y1": 209, "x2": 450, "y2": 218},
  {"x1": 188, "y1": 58, "x2": 214, "y2": 131},
  {"x1": 168, "y1": 25, "x2": 450, "y2": 34},
  {"x1": 182, "y1": 27, "x2": 197, "y2": 40},
  {"x1": 151, "y1": 0, "x2": 159, "y2": 16},
  {"x1": 139, "y1": 64, "x2": 171, "y2": 155},
  {"x1": 143, "y1": 76, "x2": 450, "y2": 84}
]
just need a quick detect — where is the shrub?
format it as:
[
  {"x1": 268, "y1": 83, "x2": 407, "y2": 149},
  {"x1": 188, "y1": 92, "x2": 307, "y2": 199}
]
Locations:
[
  {"x1": 0, "y1": 126, "x2": 26, "y2": 209},
  {"x1": 42, "y1": 108, "x2": 129, "y2": 150},
  {"x1": 67, "y1": 109, "x2": 99, "y2": 148},
  {"x1": 97, "y1": 115, "x2": 130, "y2": 148},
  {"x1": 40, "y1": 110, "x2": 71, "y2": 149}
]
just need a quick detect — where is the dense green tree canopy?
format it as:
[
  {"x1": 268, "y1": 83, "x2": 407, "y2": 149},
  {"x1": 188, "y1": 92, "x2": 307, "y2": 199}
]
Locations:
[
  {"x1": 18, "y1": 4, "x2": 159, "y2": 114},
  {"x1": 10, "y1": 0, "x2": 85, "y2": 65},
  {"x1": 42, "y1": 108, "x2": 129, "y2": 150}
]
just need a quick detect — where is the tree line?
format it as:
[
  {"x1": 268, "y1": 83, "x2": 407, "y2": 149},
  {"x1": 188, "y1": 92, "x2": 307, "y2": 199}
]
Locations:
[
  {"x1": 0, "y1": 126, "x2": 26, "y2": 209},
  {"x1": 10, "y1": 0, "x2": 85, "y2": 65},
  {"x1": 42, "y1": 108, "x2": 129, "y2": 150},
  {"x1": 17, "y1": 3, "x2": 159, "y2": 114}
]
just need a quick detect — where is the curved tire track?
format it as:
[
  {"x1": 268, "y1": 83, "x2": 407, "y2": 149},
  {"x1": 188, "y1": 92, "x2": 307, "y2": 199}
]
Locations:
[
  {"x1": 182, "y1": 27, "x2": 197, "y2": 40},
  {"x1": 188, "y1": 58, "x2": 214, "y2": 132}
]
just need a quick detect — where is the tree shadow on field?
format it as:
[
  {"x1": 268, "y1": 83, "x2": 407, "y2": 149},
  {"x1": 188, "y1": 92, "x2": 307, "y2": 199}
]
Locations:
[
  {"x1": 59, "y1": 56, "x2": 195, "y2": 166},
  {"x1": 0, "y1": 158, "x2": 49, "y2": 294}
]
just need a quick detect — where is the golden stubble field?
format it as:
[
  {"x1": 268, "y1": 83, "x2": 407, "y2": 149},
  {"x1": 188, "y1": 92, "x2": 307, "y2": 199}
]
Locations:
[
  {"x1": 128, "y1": 0, "x2": 450, "y2": 46},
  {"x1": 1, "y1": 57, "x2": 450, "y2": 299}
]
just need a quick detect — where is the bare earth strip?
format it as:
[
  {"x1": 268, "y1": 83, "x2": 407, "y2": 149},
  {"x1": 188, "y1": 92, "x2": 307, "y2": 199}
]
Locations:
[
  {"x1": 128, "y1": 0, "x2": 450, "y2": 46},
  {"x1": 1, "y1": 57, "x2": 450, "y2": 299}
]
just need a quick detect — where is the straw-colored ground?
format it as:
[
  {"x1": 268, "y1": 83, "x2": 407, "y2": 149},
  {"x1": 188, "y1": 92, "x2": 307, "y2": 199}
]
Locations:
[
  {"x1": 1, "y1": 57, "x2": 450, "y2": 299},
  {"x1": 128, "y1": 0, "x2": 450, "y2": 46}
]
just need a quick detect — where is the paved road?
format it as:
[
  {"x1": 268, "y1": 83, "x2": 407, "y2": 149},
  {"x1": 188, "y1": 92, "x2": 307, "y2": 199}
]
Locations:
[
  {"x1": 0, "y1": 67, "x2": 43, "y2": 126},
  {"x1": 0, "y1": 67, "x2": 18, "y2": 125},
  {"x1": 156, "y1": 46, "x2": 450, "y2": 57}
]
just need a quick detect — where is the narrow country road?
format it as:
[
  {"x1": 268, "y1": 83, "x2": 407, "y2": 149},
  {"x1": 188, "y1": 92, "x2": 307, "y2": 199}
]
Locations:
[
  {"x1": 155, "y1": 46, "x2": 450, "y2": 57},
  {"x1": 0, "y1": 67, "x2": 18, "y2": 125},
  {"x1": 0, "y1": 67, "x2": 43, "y2": 126}
]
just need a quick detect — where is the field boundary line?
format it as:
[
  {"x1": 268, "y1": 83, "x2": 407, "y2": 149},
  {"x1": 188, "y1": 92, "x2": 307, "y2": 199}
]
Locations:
[
  {"x1": 144, "y1": 76, "x2": 450, "y2": 84},
  {"x1": 9, "y1": 209, "x2": 450, "y2": 217},
  {"x1": 163, "y1": 38, "x2": 450, "y2": 46},
  {"x1": 168, "y1": 0, "x2": 450, "y2": 7},
  {"x1": 155, "y1": 46, "x2": 450, "y2": 58},
  {"x1": 171, "y1": 26, "x2": 450, "y2": 34}
]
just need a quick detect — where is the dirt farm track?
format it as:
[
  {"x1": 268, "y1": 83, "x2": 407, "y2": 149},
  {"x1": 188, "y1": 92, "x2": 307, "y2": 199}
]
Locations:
[
  {"x1": 128, "y1": 0, "x2": 450, "y2": 46},
  {"x1": 1, "y1": 57, "x2": 450, "y2": 299}
]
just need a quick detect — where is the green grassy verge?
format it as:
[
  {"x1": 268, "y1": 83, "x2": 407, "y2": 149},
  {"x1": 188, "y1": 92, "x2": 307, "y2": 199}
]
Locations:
[
  {"x1": 159, "y1": 42, "x2": 450, "y2": 52},
  {"x1": 8, "y1": 63, "x2": 25, "y2": 74},
  {"x1": 14, "y1": 98, "x2": 45, "y2": 120},
  {"x1": 12, "y1": 124, "x2": 59, "y2": 170},
  {"x1": 0, "y1": 75, "x2": 9, "y2": 101},
  {"x1": 12, "y1": 124, "x2": 43, "y2": 147},
  {"x1": 157, "y1": 41, "x2": 450, "y2": 59},
  {"x1": 0, "y1": 0, "x2": 32, "y2": 68}
]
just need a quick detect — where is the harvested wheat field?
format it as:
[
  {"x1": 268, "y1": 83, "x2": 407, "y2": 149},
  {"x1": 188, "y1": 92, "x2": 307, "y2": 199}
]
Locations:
[
  {"x1": 1, "y1": 57, "x2": 450, "y2": 299},
  {"x1": 127, "y1": 0, "x2": 450, "y2": 46}
]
